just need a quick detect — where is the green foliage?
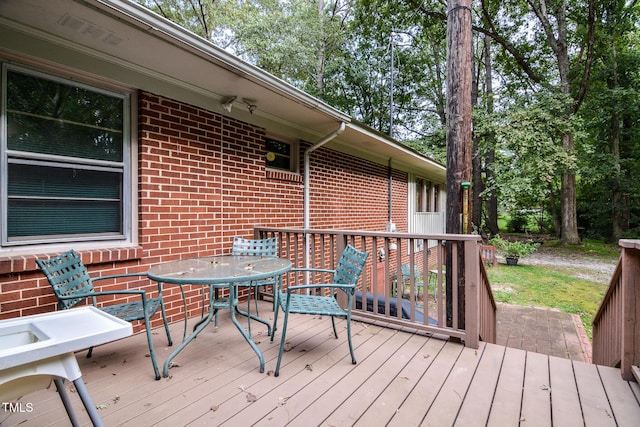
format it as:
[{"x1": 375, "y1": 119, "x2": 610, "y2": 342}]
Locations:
[
  {"x1": 476, "y1": 90, "x2": 580, "y2": 220},
  {"x1": 133, "y1": 0, "x2": 640, "y2": 243},
  {"x1": 507, "y1": 211, "x2": 528, "y2": 233},
  {"x1": 489, "y1": 234, "x2": 540, "y2": 259}
]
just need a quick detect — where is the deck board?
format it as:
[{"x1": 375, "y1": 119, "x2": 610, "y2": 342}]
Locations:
[
  {"x1": 319, "y1": 333, "x2": 427, "y2": 426},
  {"x1": 598, "y1": 365, "x2": 640, "y2": 426},
  {"x1": 3, "y1": 301, "x2": 640, "y2": 427},
  {"x1": 252, "y1": 325, "x2": 398, "y2": 427},
  {"x1": 288, "y1": 328, "x2": 413, "y2": 427},
  {"x1": 421, "y1": 344, "x2": 484, "y2": 426},
  {"x1": 548, "y1": 356, "x2": 583, "y2": 427},
  {"x1": 387, "y1": 340, "x2": 464, "y2": 426},
  {"x1": 520, "y1": 351, "x2": 552, "y2": 426},
  {"x1": 353, "y1": 336, "x2": 447, "y2": 427},
  {"x1": 454, "y1": 342, "x2": 505, "y2": 426},
  {"x1": 486, "y1": 346, "x2": 527, "y2": 426},
  {"x1": 574, "y1": 361, "x2": 618, "y2": 427}
]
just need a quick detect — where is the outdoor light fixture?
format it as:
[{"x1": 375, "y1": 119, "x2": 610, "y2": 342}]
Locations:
[
  {"x1": 242, "y1": 98, "x2": 257, "y2": 114},
  {"x1": 220, "y1": 96, "x2": 257, "y2": 114},
  {"x1": 220, "y1": 96, "x2": 236, "y2": 112}
]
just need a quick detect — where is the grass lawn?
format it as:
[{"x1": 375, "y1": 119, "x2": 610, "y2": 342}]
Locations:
[{"x1": 486, "y1": 263, "x2": 608, "y2": 339}]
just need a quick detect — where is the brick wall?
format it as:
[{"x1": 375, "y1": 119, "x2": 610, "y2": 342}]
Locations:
[{"x1": 0, "y1": 91, "x2": 409, "y2": 328}]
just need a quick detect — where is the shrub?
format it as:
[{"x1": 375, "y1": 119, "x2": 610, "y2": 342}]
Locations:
[{"x1": 489, "y1": 234, "x2": 540, "y2": 259}]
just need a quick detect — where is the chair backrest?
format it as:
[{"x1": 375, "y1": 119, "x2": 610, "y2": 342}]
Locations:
[
  {"x1": 333, "y1": 245, "x2": 369, "y2": 285},
  {"x1": 231, "y1": 237, "x2": 278, "y2": 257},
  {"x1": 400, "y1": 264, "x2": 421, "y2": 280},
  {"x1": 35, "y1": 250, "x2": 94, "y2": 310}
]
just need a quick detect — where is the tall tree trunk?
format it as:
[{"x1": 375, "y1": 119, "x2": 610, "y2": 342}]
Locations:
[
  {"x1": 607, "y1": 31, "x2": 629, "y2": 239},
  {"x1": 537, "y1": 0, "x2": 580, "y2": 244},
  {"x1": 471, "y1": 37, "x2": 483, "y2": 233},
  {"x1": 483, "y1": 35, "x2": 499, "y2": 235},
  {"x1": 445, "y1": 0, "x2": 472, "y2": 328}
]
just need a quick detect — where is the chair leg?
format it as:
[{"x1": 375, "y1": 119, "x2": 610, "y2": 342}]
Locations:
[
  {"x1": 86, "y1": 346, "x2": 94, "y2": 358},
  {"x1": 330, "y1": 316, "x2": 339, "y2": 339},
  {"x1": 274, "y1": 304, "x2": 290, "y2": 377},
  {"x1": 271, "y1": 293, "x2": 281, "y2": 341},
  {"x1": 143, "y1": 316, "x2": 161, "y2": 380},
  {"x1": 346, "y1": 315, "x2": 356, "y2": 365}
]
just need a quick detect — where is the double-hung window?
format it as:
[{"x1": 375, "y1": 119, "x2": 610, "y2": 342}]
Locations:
[{"x1": 1, "y1": 65, "x2": 131, "y2": 247}]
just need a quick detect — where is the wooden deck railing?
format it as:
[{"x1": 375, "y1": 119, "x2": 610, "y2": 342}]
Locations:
[
  {"x1": 254, "y1": 227, "x2": 497, "y2": 348},
  {"x1": 592, "y1": 239, "x2": 640, "y2": 381}
]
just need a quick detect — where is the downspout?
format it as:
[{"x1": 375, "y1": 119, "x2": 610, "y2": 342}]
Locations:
[{"x1": 304, "y1": 122, "x2": 346, "y2": 270}]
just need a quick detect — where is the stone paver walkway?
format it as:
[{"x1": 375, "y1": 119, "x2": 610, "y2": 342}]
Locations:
[{"x1": 496, "y1": 302, "x2": 592, "y2": 363}]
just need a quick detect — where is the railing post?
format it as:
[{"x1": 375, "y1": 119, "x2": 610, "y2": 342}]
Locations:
[
  {"x1": 620, "y1": 239, "x2": 640, "y2": 381},
  {"x1": 464, "y1": 238, "x2": 480, "y2": 348}
]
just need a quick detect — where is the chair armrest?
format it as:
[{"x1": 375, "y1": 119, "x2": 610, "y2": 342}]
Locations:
[
  {"x1": 91, "y1": 272, "x2": 149, "y2": 282},
  {"x1": 285, "y1": 283, "x2": 355, "y2": 293},
  {"x1": 56, "y1": 289, "x2": 148, "y2": 300},
  {"x1": 289, "y1": 268, "x2": 336, "y2": 274}
]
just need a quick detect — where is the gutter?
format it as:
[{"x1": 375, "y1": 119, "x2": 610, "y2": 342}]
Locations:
[{"x1": 304, "y1": 122, "x2": 346, "y2": 270}]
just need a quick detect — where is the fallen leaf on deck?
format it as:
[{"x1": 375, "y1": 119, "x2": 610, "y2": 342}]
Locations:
[
  {"x1": 278, "y1": 396, "x2": 290, "y2": 406},
  {"x1": 211, "y1": 404, "x2": 220, "y2": 412},
  {"x1": 246, "y1": 393, "x2": 258, "y2": 403},
  {"x1": 305, "y1": 364, "x2": 313, "y2": 372},
  {"x1": 96, "y1": 404, "x2": 108, "y2": 410}
]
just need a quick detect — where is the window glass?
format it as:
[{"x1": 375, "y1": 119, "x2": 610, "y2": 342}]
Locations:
[
  {"x1": 2, "y1": 66, "x2": 128, "y2": 245},
  {"x1": 7, "y1": 71, "x2": 123, "y2": 162},
  {"x1": 416, "y1": 178, "x2": 432, "y2": 212},
  {"x1": 265, "y1": 138, "x2": 291, "y2": 171}
]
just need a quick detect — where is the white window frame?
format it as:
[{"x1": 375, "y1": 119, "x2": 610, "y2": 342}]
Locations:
[
  {"x1": 408, "y1": 173, "x2": 445, "y2": 250},
  {"x1": 0, "y1": 62, "x2": 136, "y2": 252},
  {"x1": 265, "y1": 135, "x2": 299, "y2": 173}
]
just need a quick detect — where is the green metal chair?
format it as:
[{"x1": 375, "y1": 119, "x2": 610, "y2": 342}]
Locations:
[
  {"x1": 231, "y1": 236, "x2": 279, "y2": 335},
  {"x1": 232, "y1": 236, "x2": 279, "y2": 311},
  {"x1": 36, "y1": 250, "x2": 172, "y2": 380},
  {"x1": 400, "y1": 264, "x2": 425, "y2": 304},
  {"x1": 271, "y1": 244, "x2": 369, "y2": 377}
]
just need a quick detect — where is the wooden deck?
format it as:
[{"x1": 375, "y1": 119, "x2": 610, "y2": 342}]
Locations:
[{"x1": 3, "y1": 302, "x2": 640, "y2": 426}]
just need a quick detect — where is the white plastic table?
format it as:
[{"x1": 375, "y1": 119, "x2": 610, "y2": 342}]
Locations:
[
  {"x1": 147, "y1": 255, "x2": 291, "y2": 377},
  {"x1": 0, "y1": 306, "x2": 132, "y2": 427}
]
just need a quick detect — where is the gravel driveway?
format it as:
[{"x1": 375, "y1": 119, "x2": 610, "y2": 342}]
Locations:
[{"x1": 515, "y1": 249, "x2": 618, "y2": 285}]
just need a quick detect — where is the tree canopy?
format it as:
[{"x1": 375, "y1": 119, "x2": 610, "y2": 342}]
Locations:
[{"x1": 137, "y1": 0, "x2": 640, "y2": 242}]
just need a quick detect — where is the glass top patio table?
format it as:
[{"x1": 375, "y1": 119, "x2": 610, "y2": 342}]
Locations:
[{"x1": 147, "y1": 255, "x2": 292, "y2": 377}]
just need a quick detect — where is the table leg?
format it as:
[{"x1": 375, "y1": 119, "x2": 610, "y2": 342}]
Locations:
[
  {"x1": 162, "y1": 286, "x2": 216, "y2": 377},
  {"x1": 228, "y1": 284, "x2": 265, "y2": 373},
  {"x1": 234, "y1": 283, "x2": 272, "y2": 336}
]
